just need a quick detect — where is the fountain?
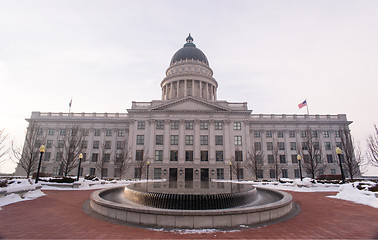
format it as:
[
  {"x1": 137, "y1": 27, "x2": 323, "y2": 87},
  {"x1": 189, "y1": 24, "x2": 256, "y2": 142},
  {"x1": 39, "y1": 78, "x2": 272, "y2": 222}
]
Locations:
[{"x1": 90, "y1": 180, "x2": 293, "y2": 228}]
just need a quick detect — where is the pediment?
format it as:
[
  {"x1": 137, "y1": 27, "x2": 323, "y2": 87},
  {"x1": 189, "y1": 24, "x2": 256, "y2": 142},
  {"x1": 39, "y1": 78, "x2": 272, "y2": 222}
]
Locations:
[{"x1": 151, "y1": 97, "x2": 230, "y2": 112}]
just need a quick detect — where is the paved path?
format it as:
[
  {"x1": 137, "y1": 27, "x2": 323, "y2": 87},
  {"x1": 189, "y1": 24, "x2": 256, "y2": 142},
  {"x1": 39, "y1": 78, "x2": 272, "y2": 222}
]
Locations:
[{"x1": 0, "y1": 189, "x2": 377, "y2": 239}]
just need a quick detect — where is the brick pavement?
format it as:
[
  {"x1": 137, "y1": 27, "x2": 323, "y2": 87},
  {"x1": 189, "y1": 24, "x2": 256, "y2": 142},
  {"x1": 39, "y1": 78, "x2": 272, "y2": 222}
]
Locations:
[{"x1": 0, "y1": 190, "x2": 377, "y2": 239}]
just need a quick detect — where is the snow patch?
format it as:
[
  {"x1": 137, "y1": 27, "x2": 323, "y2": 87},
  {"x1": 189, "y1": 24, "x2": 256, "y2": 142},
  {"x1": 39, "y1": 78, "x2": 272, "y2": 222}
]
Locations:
[{"x1": 328, "y1": 183, "x2": 378, "y2": 208}]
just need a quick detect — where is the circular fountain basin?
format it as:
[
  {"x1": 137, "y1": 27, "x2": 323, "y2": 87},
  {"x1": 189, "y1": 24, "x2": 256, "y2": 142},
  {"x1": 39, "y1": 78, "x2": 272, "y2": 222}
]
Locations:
[{"x1": 90, "y1": 181, "x2": 293, "y2": 229}]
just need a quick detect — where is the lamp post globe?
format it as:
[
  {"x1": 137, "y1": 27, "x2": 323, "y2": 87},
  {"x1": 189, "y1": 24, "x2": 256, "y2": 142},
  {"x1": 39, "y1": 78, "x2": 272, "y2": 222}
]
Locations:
[
  {"x1": 76, "y1": 153, "x2": 83, "y2": 181},
  {"x1": 297, "y1": 154, "x2": 303, "y2": 181},
  {"x1": 35, "y1": 145, "x2": 46, "y2": 184},
  {"x1": 336, "y1": 147, "x2": 345, "y2": 183}
]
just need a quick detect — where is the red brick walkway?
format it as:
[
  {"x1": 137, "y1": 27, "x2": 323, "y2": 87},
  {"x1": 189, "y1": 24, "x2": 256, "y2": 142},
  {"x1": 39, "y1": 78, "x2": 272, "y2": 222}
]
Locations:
[{"x1": 0, "y1": 190, "x2": 377, "y2": 239}]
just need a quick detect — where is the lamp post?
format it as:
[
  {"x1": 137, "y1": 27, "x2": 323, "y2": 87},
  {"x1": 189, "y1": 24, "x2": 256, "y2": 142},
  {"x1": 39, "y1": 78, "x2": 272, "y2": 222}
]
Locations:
[
  {"x1": 297, "y1": 154, "x2": 303, "y2": 181},
  {"x1": 336, "y1": 147, "x2": 345, "y2": 183},
  {"x1": 76, "y1": 153, "x2": 83, "y2": 181},
  {"x1": 229, "y1": 161, "x2": 232, "y2": 181},
  {"x1": 146, "y1": 161, "x2": 150, "y2": 181},
  {"x1": 35, "y1": 145, "x2": 45, "y2": 184}
]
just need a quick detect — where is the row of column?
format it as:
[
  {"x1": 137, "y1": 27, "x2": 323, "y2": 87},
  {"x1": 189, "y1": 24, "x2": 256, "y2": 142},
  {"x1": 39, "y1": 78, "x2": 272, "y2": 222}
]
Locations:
[{"x1": 162, "y1": 80, "x2": 217, "y2": 101}]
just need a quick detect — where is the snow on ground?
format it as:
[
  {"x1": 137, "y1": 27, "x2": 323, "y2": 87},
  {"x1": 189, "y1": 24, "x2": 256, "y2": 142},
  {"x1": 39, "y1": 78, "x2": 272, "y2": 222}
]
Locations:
[{"x1": 328, "y1": 183, "x2": 378, "y2": 208}]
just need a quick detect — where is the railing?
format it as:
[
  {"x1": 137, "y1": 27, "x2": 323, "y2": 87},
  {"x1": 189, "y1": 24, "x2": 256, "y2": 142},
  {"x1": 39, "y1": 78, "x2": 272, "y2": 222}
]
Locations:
[
  {"x1": 31, "y1": 112, "x2": 128, "y2": 119},
  {"x1": 250, "y1": 114, "x2": 347, "y2": 121}
]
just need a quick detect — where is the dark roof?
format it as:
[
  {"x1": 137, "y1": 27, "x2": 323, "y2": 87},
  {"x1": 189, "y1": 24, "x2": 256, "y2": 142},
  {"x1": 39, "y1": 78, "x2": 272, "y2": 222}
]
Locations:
[{"x1": 170, "y1": 34, "x2": 209, "y2": 66}]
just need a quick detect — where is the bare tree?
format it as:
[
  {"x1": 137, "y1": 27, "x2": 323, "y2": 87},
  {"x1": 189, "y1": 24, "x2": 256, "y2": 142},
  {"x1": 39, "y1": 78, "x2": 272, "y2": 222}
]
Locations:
[
  {"x1": 55, "y1": 125, "x2": 85, "y2": 176},
  {"x1": 367, "y1": 124, "x2": 378, "y2": 167},
  {"x1": 135, "y1": 149, "x2": 149, "y2": 180},
  {"x1": 12, "y1": 122, "x2": 46, "y2": 178},
  {"x1": 246, "y1": 146, "x2": 264, "y2": 180},
  {"x1": 299, "y1": 129, "x2": 325, "y2": 179},
  {"x1": 339, "y1": 127, "x2": 363, "y2": 179},
  {"x1": 115, "y1": 141, "x2": 132, "y2": 180},
  {"x1": 0, "y1": 129, "x2": 9, "y2": 167},
  {"x1": 271, "y1": 142, "x2": 282, "y2": 181},
  {"x1": 95, "y1": 143, "x2": 109, "y2": 179}
]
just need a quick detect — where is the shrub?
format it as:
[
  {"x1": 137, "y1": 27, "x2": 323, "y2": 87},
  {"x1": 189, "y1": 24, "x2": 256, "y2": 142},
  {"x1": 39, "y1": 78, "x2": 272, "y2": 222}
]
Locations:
[
  {"x1": 368, "y1": 183, "x2": 378, "y2": 192},
  {"x1": 0, "y1": 179, "x2": 7, "y2": 188},
  {"x1": 48, "y1": 177, "x2": 75, "y2": 183},
  {"x1": 84, "y1": 175, "x2": 99, "y2": 181}
]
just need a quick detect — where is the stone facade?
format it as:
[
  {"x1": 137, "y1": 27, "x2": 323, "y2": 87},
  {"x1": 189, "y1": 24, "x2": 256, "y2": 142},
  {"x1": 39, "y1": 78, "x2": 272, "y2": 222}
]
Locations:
[{"x1": 15, "y1": 35, "x2": 354, "y2": 180}]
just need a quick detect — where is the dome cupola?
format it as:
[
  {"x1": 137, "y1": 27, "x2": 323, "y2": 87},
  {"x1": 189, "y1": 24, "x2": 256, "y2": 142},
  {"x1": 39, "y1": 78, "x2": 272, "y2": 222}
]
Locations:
[{"x1": 161, "y1": 34, "x2": 218, "y2": 101}]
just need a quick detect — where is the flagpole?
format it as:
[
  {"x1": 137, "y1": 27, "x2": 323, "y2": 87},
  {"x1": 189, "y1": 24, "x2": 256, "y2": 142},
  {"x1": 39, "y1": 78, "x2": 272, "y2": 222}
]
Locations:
[
  {"x1": 69, "y1": 97, "x2": 72, "y2": 113},
  {"x1": 306, "y1": 98, "x2": 309, "y2": 115}
]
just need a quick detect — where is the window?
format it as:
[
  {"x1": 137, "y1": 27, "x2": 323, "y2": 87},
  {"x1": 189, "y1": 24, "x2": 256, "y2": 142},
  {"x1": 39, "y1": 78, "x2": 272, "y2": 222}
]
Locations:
[
  {"x1": 93, "y1": 141, "x2": 99, "y2": 149},
  {"x1": 280, "y1": 155, "x2": 286, "y2": 163},
  {"x1": 314, "y1": 142, "x2": 320, "y2": 150},
  {"x1": 154, "y1": 168, "x2": 162, "y2": 179},
  {"x1": 201, "y1": 151, "x2": 208, "y2": 161},
  {"x1": 44, "y1": 152, "x2": 51, "y2": 161},
  {"x1": 71, "y1": 129, "x2": 78, "y2": 137},
  {"x1": 267, "y1": 142, "x2": 273, "y2": 151},
  {"x1": 114, "y1": 168, "x2": 120, "y2": 178},
  {"x1": 156, "y1": 121, "x2": 164, "y2": 130},
  {"x1": 256, "y1": 155, "x2": 263, "y2": 164},
  {"x1": 156, "y1": 135, "x2": 164, "y2": 145},
  {"x1": 291, "y1": 155, "x2": 298, "y2": 163},
  {"x1": 37, "y1": 129, "x2": 43, "y2": 135},
  {"x1": 186, "y1": 121, "x2": 193, "y2": 130},
  {"x1": 48, "y1": 129, "x2": 54, "y2": 136},
  {"x1": 60, "y1": 129, "x2": 66, "y2": 136},
  {"x1": 83, "y1": 129, "x2": 89, "y2": 136},
  {"x1": 327, "y1": 154, "x2": 333, "y2": 163},
  {"x1": 170, "y1": 150, "x2": 178, "y2": 161},
  {"x1": 185, "y1": 151, "x2": 193, "y2": 161},
  {"x1": 217, "y1": 168, "x2": 224, "y2": 179},
  {"x1": 171, "y1": 121, "x2": 179, "y2": 130},
  {"x1": 289, "y1": 131, "x2": 295, "y2": 138},
  {"x1": 56, "y1": 152, "x2": 62, "y2": 161},
  {"x1": 237, "y1": 169, "x2": 244, "y2": 180},
  {"x1": 90, "y1": 168, "x2": 96, "y2": 176},
  {"x1": 92, "y1": 153, "x2": 98, "y2": 162},
  {"x1": 101, "y1": 168, "x2": 108, "y2": 177},
  {"x1": 106, "y1": 129, "x2": 112, "y2": 136},
  {"x1": 254, "y1": 142, "x2": 261, "y2": 151},
  {"x1": 215, "y1": 121, "x2": 223, "y2": 130},
  {"x1": 254, "y1": 131, "x2": 261, "y2": 138},
  {"x1": 282, "y1": 169, "x2": 288, "y2": 178},
  {"x1": 58, "y1": 140, "x2": 64, "y2": 148},
  {"x1": 115, "y1": 154, "x2": 123, "y2": 163},
  {"x1": 325, "y1": 142, "x2": 331, "y2": 150},
  {"x1": 318, "y1": 169, "x2": 324, "y2": 176},
  {"x1": 234, "y1": 136, "x2": 242, "y2": 146},
  {"x1": 104, "y1": 154, "x2": 110, "y2": 162},
  {"x1": 136, "y1": 150, "x2": 144, "y2": 161},
  {"x1": 304, "y1": 155, "x2": 310, "y2": 163},
  {"x1": 215, "y1": 135, "x2": 223, "y2": 145},
  {"x1": 336, "y1": 142, "x2": 342, "y2": 149},
  {"x1": 81, "y1": 153, "x2": 87, "y2": 162},
  {"x1": 235, "y1": 151, "x2": 243, "y2": 161},
  {"x1": 35, "y1": 139, "x2": 42, "y2": 148},
  {"x1": 200, "y1": 121, "x2": 208, "y2": 130},
  {"x1": 300, "y1": 131, "x2": 307, "y2": 138},
  {"x1": 278, "y1": 131, "x2": 284, "y2": 138},
  {"x1": 257, "y1": 169, "x2": 264, "y2": 179},
  {"x1": 117, "y1": 141, "x2": 124, "y2": 149},
  {"x1": 170, "y1": 135, "x2": 178, "y2": 145},
  {"x1": 216, "y1": 151, "x2": 223, "y2": 161},
  {"x1": 134, "y1": 168, "x2": 141, "y2": 179},
  {"x1": 81, "y1": 140, "x2": 88, "y2": 149},
  {"x1": 268, "y1": 155, "x2": 274, "y2": 164},
  {"x1": 294, "y1": 169, "x2": 300, "y2": 178},
  {"x1": 233, "y1": 122, "x2": 241, "y2": 130},
  {"x1": 278, "y1": 142, "x2": 285, "y2": 150},
  {"x1": 185, "y1": 135, "x2": 193, "y2": 145},
  {"x1": 311, "y1": 131, "x2": 318, "y2": 138},
  {"x1": 46, "y1": 140, "x2": 53, "y2": 148},
  {"x1": 335, "y1": 131, "x2": 340, "y2": 138},
  {"x1": 94, "y1": 129, "x2": 101, "y2": 136},
  {"x1": 266, "y1": 131, "x2": 272, "y2": 138},
  {"x1": 136, "y1": 135, "x2": 144, "y2": 145},
  {"x1": 302, "y1": 142, "x2": 308, "y2": 150},
  {"x1": 155, "y1": 150, "x2": 163, "y2": 161},
  {"x1": 331, "y1": 169, "x2": 336, "y2": 175},
  {"x1": 323, "y1": 131, "x2": 330, "y2": 138},
  {"x1": 105, "y1": 141, "x2": 111, "y2": 149},
  {"x1": 117, "y1": 130, "x2": 125, "y2": 137},
  {"x1": 137, "y1": 121, "x2": 145, "y2": 130},
  {"x1": 200, "y1": 135, "x2": 208, "y2": 145},
  {"x1": 290, "y1": 142, "x2": 296, "y2": 151},
  {"x1": 270, "y1": 169, "x2": 276, "y2": 179}
]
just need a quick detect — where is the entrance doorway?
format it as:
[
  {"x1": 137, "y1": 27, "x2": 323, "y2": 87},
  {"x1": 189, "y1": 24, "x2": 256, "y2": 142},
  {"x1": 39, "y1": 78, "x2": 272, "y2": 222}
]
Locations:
[
  {"x1": 201, "y1": 168, "x2": 209, "y2": 181},
  {"x1": 169, "y1": 168, "x2": 178, "y2": 181}
]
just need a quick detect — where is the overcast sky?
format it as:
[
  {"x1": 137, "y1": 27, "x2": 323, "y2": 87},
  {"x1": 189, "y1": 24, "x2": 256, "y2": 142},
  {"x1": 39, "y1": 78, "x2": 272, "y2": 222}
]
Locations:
[{"x1": 1, "y1": 0, "x2": 377, "y2": 175}]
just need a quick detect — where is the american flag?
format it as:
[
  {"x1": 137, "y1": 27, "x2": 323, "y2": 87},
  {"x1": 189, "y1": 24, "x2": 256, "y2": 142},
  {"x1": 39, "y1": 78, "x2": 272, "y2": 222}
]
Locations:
[{"x1": 298, "y1": 100, "x2": 307, "y2": 109}]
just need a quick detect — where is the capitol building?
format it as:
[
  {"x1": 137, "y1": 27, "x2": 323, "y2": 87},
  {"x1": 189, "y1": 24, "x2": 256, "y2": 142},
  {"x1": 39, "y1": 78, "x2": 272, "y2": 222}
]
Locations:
[{"x1": 15, "y1": 35, "x2": 353, "y2": 181}]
